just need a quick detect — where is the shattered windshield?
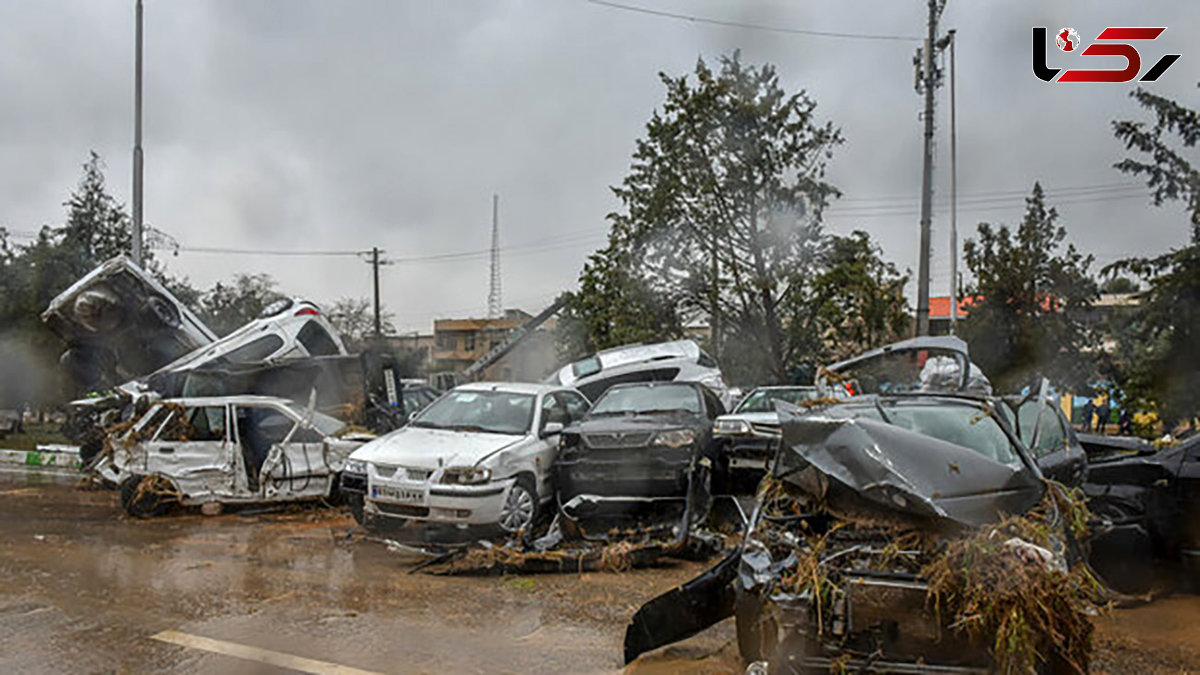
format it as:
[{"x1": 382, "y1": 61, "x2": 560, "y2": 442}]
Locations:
[
  {"x1": 411, "y1": 390, "x2": 534, "y2": 435},
  {"x1": 734, "y1": 387, "x2": 818, "y2": 413},
  {"x1": 589, "y1": 383, "x2": 701, "y2": 416},
  {"x1": 835, "y1": 400, "x2": 1019, "y2": 464}
]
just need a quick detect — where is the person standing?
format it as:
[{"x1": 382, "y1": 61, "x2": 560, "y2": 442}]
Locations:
[
  {"x1": 1095, "y1": 399, "x2": 1111, "y2": 434},
  {"x1": 1119, "y1": 407, "x2": 1135, "y2": 435},
  {"x1": 1080, "y1": 399, "x2": 1095, "y2": 432}
]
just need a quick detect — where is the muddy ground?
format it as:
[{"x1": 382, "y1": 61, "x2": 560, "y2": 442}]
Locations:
[{"x1": 0, "y1": 472, "x2": 1195, "y2": 674}]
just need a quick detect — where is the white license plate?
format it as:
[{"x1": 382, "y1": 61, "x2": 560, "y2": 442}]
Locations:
[{"x1": 371, "y1": 485, "x2": 426, "y2": 504}]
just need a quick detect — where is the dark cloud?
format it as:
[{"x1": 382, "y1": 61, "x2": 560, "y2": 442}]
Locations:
[{"x1": 0, "y1": 0, "x2": 1195, "y2": 330}]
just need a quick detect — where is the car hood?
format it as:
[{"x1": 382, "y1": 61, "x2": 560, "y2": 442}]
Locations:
[
  {"x1": 348, "y1": 426, "x2": 526, "y2": 469},
  {"x1": 777, "y1": 403, "x2": 1043, "y2": 529}
]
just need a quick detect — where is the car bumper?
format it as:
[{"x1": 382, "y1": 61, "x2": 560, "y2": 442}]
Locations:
[{"x1": 363, "y1": 476, "x2": 516, "y2": 528}]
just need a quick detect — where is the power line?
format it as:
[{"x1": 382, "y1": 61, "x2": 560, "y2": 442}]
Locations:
[
  {"x1": 836, "y1": 182, "x2": 1144, "y2": 204},
  {"x1": 585, "y1": 0, "x2": 920, "y2": 42}
]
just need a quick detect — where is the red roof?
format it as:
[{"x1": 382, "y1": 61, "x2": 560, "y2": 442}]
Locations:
[{"x1": 929, "y1": 296, "x2": 977, "y2": 319}]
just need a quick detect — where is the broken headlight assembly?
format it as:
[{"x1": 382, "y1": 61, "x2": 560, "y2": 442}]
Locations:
[
  {"x1": 344, "y1": 459, "x2": 368, "y2": 475},
  {"x1": 713, "y1": 419, "x2": 751, "y2": 436},
  {"x1": 652, "y1": 429, "x2": 695, "y2": 448},
  {"x1": 440, "y1": 466, "x2": 492, "y2": 485}
]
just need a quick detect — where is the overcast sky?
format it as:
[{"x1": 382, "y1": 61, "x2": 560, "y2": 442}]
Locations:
[{"x1": 0, "y1": 0, "x2": 1196, "y2": 332}]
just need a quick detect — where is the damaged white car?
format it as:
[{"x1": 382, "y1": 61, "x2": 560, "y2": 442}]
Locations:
[{"x1": 108, "y1": 395, "x2": 372, "y2": 517}]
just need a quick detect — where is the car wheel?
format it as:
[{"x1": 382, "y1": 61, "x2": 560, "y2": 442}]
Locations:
[
  {"x1": 119, "y1": 474, "x2": 179, "y2": 518},
  {"x1": 347, "y1": 494, "x2": 365, "y2": 526},
  {"x1": 498, "y1": 476, "x2": 538, "y2": 534}
]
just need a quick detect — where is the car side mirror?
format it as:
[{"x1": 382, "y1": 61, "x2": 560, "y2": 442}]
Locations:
[{"x1": 541, "y1": 421, "x2": 564, "y2": 438}]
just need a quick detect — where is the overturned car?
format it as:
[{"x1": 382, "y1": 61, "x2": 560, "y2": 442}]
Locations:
[{"x1": 625, "y1": 338, "x2": 1099, "y2": 673}]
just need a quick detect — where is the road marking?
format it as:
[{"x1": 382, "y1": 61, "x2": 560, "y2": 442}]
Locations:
[{"x1": 151, "y1": 630, "x2": 385, "y2": 675}]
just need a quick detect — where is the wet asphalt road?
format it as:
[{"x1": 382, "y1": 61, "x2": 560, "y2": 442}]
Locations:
[
  {"x1": 1, "y1": 470, "x2": 1197, "y2": 674},
  {"x1": 0, "y1": 471, "x2": 734, "y2": 674}
]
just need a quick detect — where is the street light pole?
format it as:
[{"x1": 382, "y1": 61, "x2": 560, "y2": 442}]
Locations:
[
  {"x1": 131, "y1": 0, "x2": 144, "y2": 267},
  {"x1": 948, "y1": 29, "x2": 959, "y2": 333}
]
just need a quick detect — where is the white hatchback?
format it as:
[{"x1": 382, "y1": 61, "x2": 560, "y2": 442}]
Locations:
[{"x1": 341, "y1": 382, "x2": 590, "y2": 537}]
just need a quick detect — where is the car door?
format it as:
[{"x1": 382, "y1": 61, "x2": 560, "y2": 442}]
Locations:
[
  {"x1": 234, "y1": 404, "x2": 324, "y2": 498},
  {"x1": 1017, "y1": 398, "x2": 1087, "y2": 486},
  {"x1": 144, "y1": 404, "x2": 233, "y2": 497},
  {"x1": 530, "y1": 392, "x2": 573, "y2": 500}
]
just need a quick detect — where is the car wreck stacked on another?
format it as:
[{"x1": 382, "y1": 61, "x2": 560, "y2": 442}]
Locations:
[{"x1": 625, "y1": 337, "x2": 1101, "y2": 674}]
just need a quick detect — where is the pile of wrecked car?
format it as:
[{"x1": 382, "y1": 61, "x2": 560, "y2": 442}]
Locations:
[{"x1": 39, "y1": 259, "x2": 1197, "y2": 674}]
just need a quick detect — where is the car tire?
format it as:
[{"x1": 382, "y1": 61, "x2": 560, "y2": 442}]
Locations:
[
  {"x1": 119, "y1": 474, "x2": 178, "y2": 518},
  {"x1": 498, "y1": 475, "x2": 538, "y2": 535},
  {"x1": 347, "y1": 494, "x2": 365, "y2": 526}
]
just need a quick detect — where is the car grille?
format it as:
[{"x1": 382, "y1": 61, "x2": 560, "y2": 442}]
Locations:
[
  {"x1": 583, "y1": 431, "x2": 654, "y2": 449},
  {"x1": 750, "y1": 422, "x2": 781, "y2": 435},
  {"x1": 373, "y1": 464, "x2": 432, "y2": 481}
]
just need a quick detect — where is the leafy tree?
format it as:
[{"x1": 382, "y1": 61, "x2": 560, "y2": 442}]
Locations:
[
  {"x1": 327, "y1": 296, "x2": 396, "y2": 346},
  {"x1": 557, "y1": 242, "x2": 684, "y2": 362},
  {"x1": 1104, "y1": 85, "x2": 1200, "y2": 426},
  {"x1": 590, "y1": 51, "x2": 841, "y2": 381},
  {"x1": 1100, "y1": 276, "x2": 1140, "y2": 294},
  {"x1": 58, "y1": 152, "x2": 133, "y2": 267},
  {"x1": 197, "y1": 273, "x2": 281, "y2": 337},
  {"x1": 960, "y1": 183, "x2": 1099, "y2": 391},
  {"x1": 813, "y1": 230, "x2": 911, "y2": 361}
]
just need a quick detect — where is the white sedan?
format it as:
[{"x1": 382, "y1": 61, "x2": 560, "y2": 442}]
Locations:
[{"x1": 340, "y1": 382, "x2": 590, "y2": 537}]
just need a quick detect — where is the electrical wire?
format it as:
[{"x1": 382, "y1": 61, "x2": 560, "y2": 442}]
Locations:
[{"x1": 585, "y1": 0, "x2": 920, "y2": 42}]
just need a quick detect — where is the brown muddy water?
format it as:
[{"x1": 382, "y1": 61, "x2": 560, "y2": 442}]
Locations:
[{"x1": 0, "y1": 473, "x2": 1194, "y2": 673}]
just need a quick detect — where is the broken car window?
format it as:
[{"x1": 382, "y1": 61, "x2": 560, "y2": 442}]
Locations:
[
  {"x1": 840, "y1": 401, "x2": 1018, "y2": 464},
  {"x1": 221, "y1": 334, "x2": 285, "y2": 365},
  {"x1": 186, "y1": 406, "x2": 226, "y2": 441}
]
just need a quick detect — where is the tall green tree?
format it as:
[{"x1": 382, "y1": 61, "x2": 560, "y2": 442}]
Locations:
[
  {"x1": 813, "y1": 230, "x2": 911, "y2": 362},
  {"x1": 1104, "y1": 85, "x2": 1200, "y2": 426},
  {"x1": 583, "y1": 51, "x2": 841, "y2": 381},
  {"x1": 960, "y1": 183, "x2": 1098, "y2": 391}
]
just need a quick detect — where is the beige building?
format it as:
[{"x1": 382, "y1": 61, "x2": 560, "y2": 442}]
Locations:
[{"x1": 432, "y1": 310, "x2": 559, "y2": 382}]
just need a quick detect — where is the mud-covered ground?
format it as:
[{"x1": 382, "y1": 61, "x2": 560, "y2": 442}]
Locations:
[{"x1": 0, "y1": 472, "x2": 1195, "y2": 674}]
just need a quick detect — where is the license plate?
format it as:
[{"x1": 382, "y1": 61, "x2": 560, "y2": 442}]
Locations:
[{"x1": 371, "y1": 485, "x2": 426, "y2": 504}]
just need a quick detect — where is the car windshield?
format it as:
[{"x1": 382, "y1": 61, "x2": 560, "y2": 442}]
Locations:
[
  {"x1": 830, "y1": 348, "x2": 968, "y2": 396},
  {"x1": 411, "y1": 390, "x2": 535, "y2": 435},
  {"x1": 284, "y1": 404, "x2": 346, "y2": 436},
  {"x1": 589, "y1": 383, "x2": 701, "y2": 416},
  {"x1": 735, "y1": 387, "x2": 818, "y2": 413},
  {"x1": 837, "y1": 400, "x2": 1019, "y2": 464}
]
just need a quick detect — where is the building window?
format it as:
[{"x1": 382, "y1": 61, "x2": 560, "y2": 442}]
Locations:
[{"x1": 465, "y1": 333, "x2": 476, "y2": 351}]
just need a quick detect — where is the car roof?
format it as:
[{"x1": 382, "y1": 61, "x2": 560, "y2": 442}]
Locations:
[{"x1": 454, "y1": 381, "x2": 565, "y2": 396}]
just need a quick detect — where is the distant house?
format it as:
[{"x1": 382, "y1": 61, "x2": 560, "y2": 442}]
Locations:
[
  {"x1": 928, "y1": 292, "x2": 1139, "y2": 338},
  {"x1": 432, "y1": 309, "x2": 559, "y2": 382}
]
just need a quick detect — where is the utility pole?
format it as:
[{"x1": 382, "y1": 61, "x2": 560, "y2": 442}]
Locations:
[
  {"x1": 131, "y1": 0, "x2": 144, "y2": 267},
  {"x1": 914, "y1": 0, "x2": 948, "y2": 336},
  {"x1": 488, "y1": 194, "x2": 502, "y2": 319},
  {"x1": 948, "y1": 29, "x2": 959, "y2": 333},
  {"x1": 371, "y1": 246, "x2": 382, "y2": 339}
]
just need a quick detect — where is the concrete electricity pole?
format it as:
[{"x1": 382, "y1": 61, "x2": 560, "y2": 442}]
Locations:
[
  {"x1": 914, "y1": 0, "x2": 948, "y2": 336},
  {"x1": 131, "y1": 0, "x2": 144, "y2": 267},
  {"x1": 372, "y1": 247, "x2": 382, "y2": 339}
]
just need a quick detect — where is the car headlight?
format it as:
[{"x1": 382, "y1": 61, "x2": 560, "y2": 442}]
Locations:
[
  {"x1": 652, "y1": 429, "x2": 696, "y2": 448},
  {"x1": 344, "y1": 459, "x2": 368, "y2": 475},
  {"x1": 440, "y1": 466, "x2": 492, "y2": 485},
  {"x1": 713, "y1": 418, "x2": 751, "y2": 436}
]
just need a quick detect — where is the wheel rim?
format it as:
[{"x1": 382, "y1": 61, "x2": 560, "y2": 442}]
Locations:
[{"x1": 499, "y1": 484, "x2": 535, "y2": 532}]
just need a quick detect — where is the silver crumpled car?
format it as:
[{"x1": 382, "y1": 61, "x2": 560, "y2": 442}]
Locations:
[{"x1": 108, "y1": 395, "x2": 372, "y2": 517}]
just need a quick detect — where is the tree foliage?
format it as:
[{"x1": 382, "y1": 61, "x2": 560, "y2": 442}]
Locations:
[
  {"x1": 327, "y1": 296, "x2": 396, "y2": 346},
  {"x1": 568, "y1": 52, "x2": 842, "y2": 381},
  {"x1": 960, "y1": 183, "x2": 1098, "y2": 391},
  {"x1": 196, "y1": 273, "x2": 281, "y2": 337},
  {"x1": 812, "y1": 230, "x2": 911, "y2": 362},
  {"x1": 1104, "y1": 85, "x2": 1200, "y2": 426}
]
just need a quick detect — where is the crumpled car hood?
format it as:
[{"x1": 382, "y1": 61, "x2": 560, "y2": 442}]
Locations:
[{"x1": 777, "y1": 406, "x2": 1043, "y2": 528}]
